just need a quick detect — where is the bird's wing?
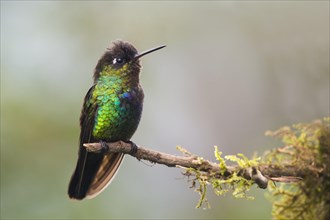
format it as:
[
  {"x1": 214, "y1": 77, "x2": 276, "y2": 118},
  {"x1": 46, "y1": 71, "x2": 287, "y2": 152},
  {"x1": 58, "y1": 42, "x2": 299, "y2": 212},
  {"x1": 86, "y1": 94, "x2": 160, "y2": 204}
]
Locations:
[{"x1": 68, "y1": 85, "x2": 124, "y2": 200}]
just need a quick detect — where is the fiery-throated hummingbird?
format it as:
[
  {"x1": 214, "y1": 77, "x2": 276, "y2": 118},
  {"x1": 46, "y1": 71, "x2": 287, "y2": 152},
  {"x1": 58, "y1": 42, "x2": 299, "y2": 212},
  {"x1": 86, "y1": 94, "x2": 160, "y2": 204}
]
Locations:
[{"x1": 68, "y1": 40, "x2": 165, "y2": 200}]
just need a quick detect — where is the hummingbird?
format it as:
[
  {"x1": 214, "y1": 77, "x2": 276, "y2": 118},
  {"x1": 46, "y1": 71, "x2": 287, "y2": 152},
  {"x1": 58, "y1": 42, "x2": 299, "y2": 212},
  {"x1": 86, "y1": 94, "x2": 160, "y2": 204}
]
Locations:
[{"x1": 68, "y1": 40, "x2": 165, "y2": 200}]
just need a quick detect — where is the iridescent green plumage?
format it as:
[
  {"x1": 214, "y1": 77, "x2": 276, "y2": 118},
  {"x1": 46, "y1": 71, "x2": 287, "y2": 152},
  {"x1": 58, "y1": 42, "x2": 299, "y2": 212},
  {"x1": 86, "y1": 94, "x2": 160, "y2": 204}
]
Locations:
[
  {"x1": 92, "y1": 66, "x2": 143, "y2": 140},
  {"x1": 68, "y1": 40, "x2": 165, "y2": 200}
]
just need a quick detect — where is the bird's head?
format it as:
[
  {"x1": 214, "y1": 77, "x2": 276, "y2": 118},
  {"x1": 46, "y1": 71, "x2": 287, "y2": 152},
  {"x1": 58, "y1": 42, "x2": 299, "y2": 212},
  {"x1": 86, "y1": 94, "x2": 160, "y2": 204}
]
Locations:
[{"x1": 94, "y1": 40, "x2": 165, "y2": 82}]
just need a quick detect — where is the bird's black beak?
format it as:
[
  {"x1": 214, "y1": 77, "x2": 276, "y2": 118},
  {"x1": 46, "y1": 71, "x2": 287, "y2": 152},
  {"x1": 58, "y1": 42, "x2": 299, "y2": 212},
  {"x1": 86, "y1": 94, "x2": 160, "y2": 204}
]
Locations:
[{"x1": 134, "y1": 45, "x2": 166, "y2": 60}]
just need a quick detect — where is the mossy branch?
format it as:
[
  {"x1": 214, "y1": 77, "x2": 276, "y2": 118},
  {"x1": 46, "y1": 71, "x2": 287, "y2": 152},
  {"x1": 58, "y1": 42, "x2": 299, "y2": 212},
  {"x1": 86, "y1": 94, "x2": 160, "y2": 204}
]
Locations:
[
  {"x1": 84, "y1": 118, "x2": 329, "y2": 219},
  {"x1": 84, "y1": 141, "x2": 301, "y2": 189}
]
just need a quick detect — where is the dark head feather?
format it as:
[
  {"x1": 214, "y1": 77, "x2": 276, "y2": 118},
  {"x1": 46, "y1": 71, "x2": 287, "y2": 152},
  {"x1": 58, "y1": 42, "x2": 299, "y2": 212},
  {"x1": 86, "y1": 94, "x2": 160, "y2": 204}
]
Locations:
[{"x1": 93, "y1": 40, "x2": 140, "y2": 81}]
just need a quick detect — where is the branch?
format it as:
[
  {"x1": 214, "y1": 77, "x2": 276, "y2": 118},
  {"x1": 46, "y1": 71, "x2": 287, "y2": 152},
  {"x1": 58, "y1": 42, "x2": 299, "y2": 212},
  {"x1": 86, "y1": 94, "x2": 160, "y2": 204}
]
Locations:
[
  {"x1": 84, "y1": 119, "x2": 329, "y2": 218},
  {"x1": 83, "y1": 141, "x2": 303, "y2": 189}
]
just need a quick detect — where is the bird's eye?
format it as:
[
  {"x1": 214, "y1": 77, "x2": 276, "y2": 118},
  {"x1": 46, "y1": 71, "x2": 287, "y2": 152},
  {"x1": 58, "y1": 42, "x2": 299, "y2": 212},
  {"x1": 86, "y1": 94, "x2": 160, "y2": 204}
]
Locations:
[{"x1": 113, "y1": 57, "x2": 124, "y2": 64}]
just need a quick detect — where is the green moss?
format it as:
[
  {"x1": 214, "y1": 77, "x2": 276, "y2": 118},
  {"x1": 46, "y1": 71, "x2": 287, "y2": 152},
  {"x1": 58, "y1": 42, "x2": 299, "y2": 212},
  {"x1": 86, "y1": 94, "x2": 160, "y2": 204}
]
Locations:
[
  {"x1": 178, "y1": 118, "x2": 329, "y2": 214},
  {"x1": 214, "y1": 146, "x2": 226, "y2": 175},
  {"x1": 265, "y1": 118, "x2": 330, "y2": 220},
  {"x1": 224, "y1": 153, "x2": 260, "y2": 168},
  {"x1": 211, "y1": 151, "x2": 257, "y2": 201},
  {"x1": 180, "y1": 146, "x2": 260, "y2": 209}
]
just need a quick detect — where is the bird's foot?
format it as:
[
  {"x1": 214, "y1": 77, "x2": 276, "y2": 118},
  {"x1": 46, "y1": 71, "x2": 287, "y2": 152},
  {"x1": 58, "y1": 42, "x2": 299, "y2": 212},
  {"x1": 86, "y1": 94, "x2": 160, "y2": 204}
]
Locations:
[{"x1": 123, "y1": 140, "x2": 138, "y2": 155}]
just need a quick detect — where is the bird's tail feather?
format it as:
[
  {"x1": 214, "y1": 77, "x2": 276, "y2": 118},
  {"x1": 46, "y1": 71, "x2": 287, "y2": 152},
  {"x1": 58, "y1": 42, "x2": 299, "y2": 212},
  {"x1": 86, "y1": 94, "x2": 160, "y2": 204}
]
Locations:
[{"x1": 68, "y1": 150, "x2": 124, "y2": 200}]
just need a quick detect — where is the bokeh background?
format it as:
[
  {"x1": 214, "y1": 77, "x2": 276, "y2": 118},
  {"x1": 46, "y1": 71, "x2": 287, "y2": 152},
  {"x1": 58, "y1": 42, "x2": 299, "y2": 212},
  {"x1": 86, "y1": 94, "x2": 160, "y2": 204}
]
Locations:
[{"x1": 1, "y1": 1, "x2": 329, "y2": 219}]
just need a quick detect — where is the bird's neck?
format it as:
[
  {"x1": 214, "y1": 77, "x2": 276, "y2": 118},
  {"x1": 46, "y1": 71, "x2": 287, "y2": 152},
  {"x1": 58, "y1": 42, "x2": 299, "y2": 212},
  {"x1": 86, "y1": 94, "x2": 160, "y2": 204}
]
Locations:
[{"x1": 95, "y1": 65, "x2": 140, "y2": 88}]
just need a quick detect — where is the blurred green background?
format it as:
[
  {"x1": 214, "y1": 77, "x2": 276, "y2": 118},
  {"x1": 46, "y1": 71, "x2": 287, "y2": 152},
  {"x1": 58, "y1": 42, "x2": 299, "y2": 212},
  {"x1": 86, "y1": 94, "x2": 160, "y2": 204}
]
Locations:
[{"x1": 1, "y1": 1, "x2": 329, "y2": 219}]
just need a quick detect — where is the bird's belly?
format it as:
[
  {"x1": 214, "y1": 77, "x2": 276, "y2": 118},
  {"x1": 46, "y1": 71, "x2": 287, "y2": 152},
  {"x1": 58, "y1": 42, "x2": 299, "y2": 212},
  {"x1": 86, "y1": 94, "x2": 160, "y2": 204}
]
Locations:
[{"x1": 92, "y1": 98, "x2": 142, "y2": 141}]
